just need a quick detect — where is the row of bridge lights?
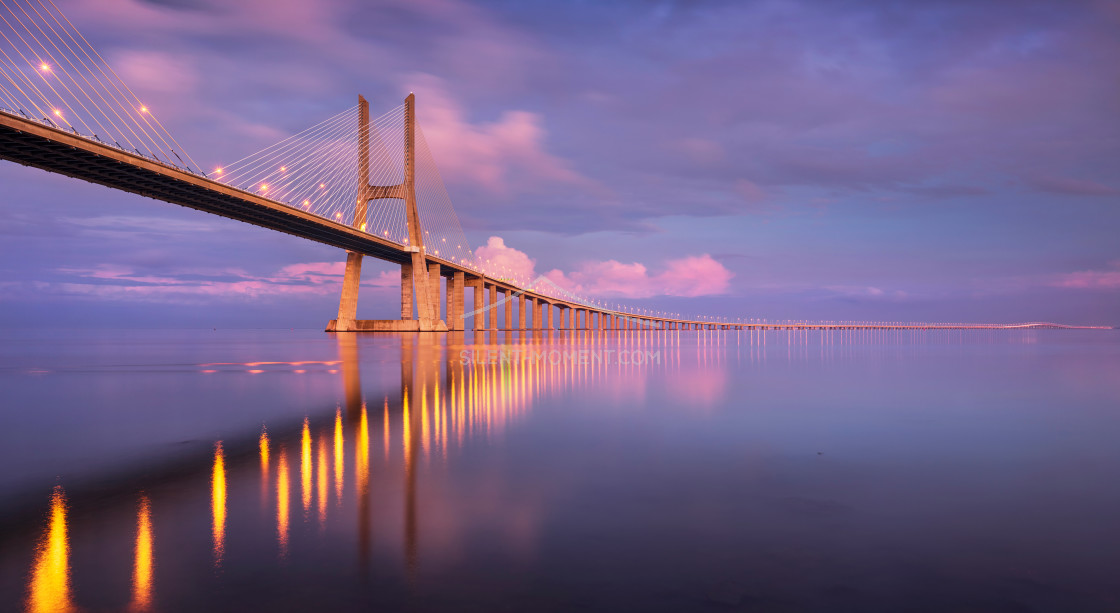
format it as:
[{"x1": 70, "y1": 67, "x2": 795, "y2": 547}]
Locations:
[
  {"x1": 35, "y1": 61, "x2": 151, "y2": 122},
  {"x1": 27, "y1": 61, "x2": 765, "y2": 324},
  {"x1": 28, "y1": 61, "x2": 934, "y2": 326}
]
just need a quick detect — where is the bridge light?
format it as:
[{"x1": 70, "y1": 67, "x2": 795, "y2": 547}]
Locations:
[
  {"x1": 303, "y1": 200, "x2": 309, "y2": 207},
  {"x1": 53, "y1": 109, "x2": 62, "y2": 117},
  {"x1": 335, "y1": 213, "x2": 341, "y2": 219},
  {"x1": 215, "y1": 167, "x2": 223, "y2": 175},
  {"x1": 140, "y1": 106, "x2": 148, "y2": 113},
  {"x1": 260, "y1": 183, "x2": 268, "y2": 192},
  {"x1": 319, "y1": 183, "x2": 325, "y2": 189},
  {"x1": 280, "y1": 166, "x2": 287, "y2": 172},
  {"x1": 40, "y1": 62, "x2": 50, "y2": 72}
]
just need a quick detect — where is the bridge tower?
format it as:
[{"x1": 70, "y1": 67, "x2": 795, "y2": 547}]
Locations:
[{"x1": 327, "y1": 94, "x2": 448, "y2": 332}]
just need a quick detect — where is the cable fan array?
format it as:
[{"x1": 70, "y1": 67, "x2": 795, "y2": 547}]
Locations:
[
  {"x1": 214, "y1": 104, "x2": 412, "y2": 245},
  {"x1": 0, "y1": 0, "x2": 198, "y2": 172},
  {"x1": 0, "y1": 0, "x2": 606, "y2": 313},
  {"x1": 413, "y1": 123, "x2": 474, "y2": 267}
]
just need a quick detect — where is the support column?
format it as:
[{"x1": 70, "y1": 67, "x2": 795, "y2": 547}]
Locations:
[
  {"x1": 518, "y1": 294, "x2": 526, "y2": 330},
  {"x1": 532, "y1": 298, "x2": 542, "y2": 330},
  {"x1": 332, "y1": 96, "x2": 373, "y2": 332},
  {"x1": 402, "y1": 95, "x2": 437, "y2": 325},
  {"x1": 546, "y1": 303, "x2": 553, "y2": 330},
  {"x1": 488, "y1": 284, "x2": 498, "y2": 331},
  {"x1": 400, "y1": 263, "x2": 414, "y2": 319},
  {"x1": 428, "y1": 262, "x2": 442, "y2": 321},
  {"x1": 470, "y1": 280, "x2": 485, "y2": 330},
  {"x1": 503, "y1": 289, "x2": 512, "y2": 330},
  {"x1": 335, "y1": 251, "x2": 364, "y2": 329},
  {"x1": 449, "y1": 272, "x2": 464, "y2": 330}
]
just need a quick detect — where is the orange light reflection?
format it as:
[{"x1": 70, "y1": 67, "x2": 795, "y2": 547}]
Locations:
[
  {"x1": 27, "y1": 486, "x2": 73, "y2": 613},
  {"x1": 211, "y1": 442, "x2": 226, "y2": 567},
  {"x1": 300, "y1": 419, "x2": 312, "y2": 514},
  {"x1": 131, "y1": 495, "x2": 153, "y2": 611},
  {"x1": 277, "y1": 449, "x2": 290, "y2": 557}
]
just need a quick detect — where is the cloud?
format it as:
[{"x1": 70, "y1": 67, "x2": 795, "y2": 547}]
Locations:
[
  {"x1": 472, "y1": 235, "x2": 732, "y2": 298},
  {"x1": 114, "y1": 51, "x2": 199, "y2": 95},
  {"x1": 473, "y1": 236, "x2": 536, "y2": 282},
  {"x1": 1051, "y1": 262, "x2": 1120, "y2": 290},
  {"x1": 823, "y1": 285, "x2": 909, "y2": 300},
  {"x1": 405, "y1": 74, "x2": 595, "y2": 196},
  {"x1": 1027, "y1": 176, "x2": 1118, "y2": 196},
  {"x1": 29, "y1": 262, "x2": 397, "y2": 303},
  {"x1": 544, "y1": 254, "x2": 733, "y2": 298}
]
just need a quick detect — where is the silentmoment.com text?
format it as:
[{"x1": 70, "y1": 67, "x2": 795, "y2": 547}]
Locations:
[{"x1": 459, "y1": 348, "x2": 662, "y2": 365}]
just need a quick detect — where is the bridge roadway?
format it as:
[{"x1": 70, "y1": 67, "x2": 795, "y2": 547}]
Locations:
[{"x1": 1, "y1": 109, "x2": 1112, "y2": 334}]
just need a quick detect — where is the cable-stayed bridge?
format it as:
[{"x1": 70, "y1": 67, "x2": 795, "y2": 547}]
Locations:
[{"x1": 0, "y1": 1, "x2": 1108, "y2": 333}]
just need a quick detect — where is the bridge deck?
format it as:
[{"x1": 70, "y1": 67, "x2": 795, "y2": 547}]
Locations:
[
  {"x1": 0, "y1": 110, "x2": 413, "y2": 265},
  {"x1": 2, "y1": 110, "x2": 1111, "y2": 331}
]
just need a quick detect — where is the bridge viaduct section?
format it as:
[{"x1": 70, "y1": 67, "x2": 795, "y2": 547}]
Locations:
[{"x1": 0, "y1": 103, "x2": 1102, "y2": 334}]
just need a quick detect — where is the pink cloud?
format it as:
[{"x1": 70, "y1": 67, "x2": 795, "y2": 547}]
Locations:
[
  {"x1": 548, "y1": 254, "x2": 733, "y2": 298},
  {"x1": 405, "y1": 74, "x2": 595, "y2": 196},
  {"x1": 473, "y1": 236, "x2": 536, "y2": 283},
  {"x1": 46, "y1": 262, "x2": 396, "y2": 303},
  {"x1": 473, "y1": 236, "x2": 732, "y2": 299},
  {"x1": 114, "y1": 51, "x2": 198, "y2": 95},
  {"x1": 1052, "y1": 262, "x2": 1120, "y2": 289},
  {"x1": 1027, "y1": 175, "x2": 1118, "y2": 196},
  {"x1": 677, "y1": 138, "x2": 725, "y2": 165}
]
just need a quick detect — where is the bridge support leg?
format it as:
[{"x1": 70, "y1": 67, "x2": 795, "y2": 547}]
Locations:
[
  {"x1": 488, "y1": 285, "x2": 498, "y2": 331},
  {"x1": 503, "y1": 290, "x2": 512, "y2": 330},
  {"x1": 428, "y1": 262, "x2": 442, "y2": 322},
  {"x1": 532, "y1": 298, "x2": 542, "y2": 330},
  {"x1": 448, "y1": 272, "x2": 464, "y2": 330},
  {"x1": 472, "y1": 281, "x2": 485, "y2": 331},
  {"x1": 518, "y1": 294, "x2": 526, "y2": 331},
  {"x1": 332, "y1": 251, "x2": 364, "y2": 331},
  {"x1": 546, "y1": 303, "x2": 553, "y2": 330}
]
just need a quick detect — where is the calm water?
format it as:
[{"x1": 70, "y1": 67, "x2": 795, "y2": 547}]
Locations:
[{"x1": 1, "y1": 328, "x2": 1118, "y2": 612}]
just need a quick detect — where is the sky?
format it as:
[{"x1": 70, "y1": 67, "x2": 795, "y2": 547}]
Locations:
[{"x1": 1, "y1": 0, "x2": 1118, "y2": 328}]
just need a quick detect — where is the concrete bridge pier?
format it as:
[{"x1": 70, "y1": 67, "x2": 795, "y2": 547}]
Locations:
[
  {"x1": 448, "y1": 272, "x2": 464, "y2": 331},
  {"x1": 503, "y1": 289, "x2": 512, "y2": 330},
  {"x1": 488, "y1": 284, "x2": 498, "y2": 331},
  {"x1": 327, "y1": 94, "x2": 446, "y2": 332},
  {"x1": 468, "y1": 278, "x2": 484, "y2": 331}
]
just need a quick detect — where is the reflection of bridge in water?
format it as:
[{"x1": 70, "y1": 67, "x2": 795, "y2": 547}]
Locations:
[
  {"x1": 19, "y1": 324, "x2": 1085, "y2": 610},
  {"x1": 21, "y1": 328, "x2": 679, "y2": 611}
]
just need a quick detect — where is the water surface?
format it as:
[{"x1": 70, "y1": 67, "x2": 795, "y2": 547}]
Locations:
[{"x1": 1, "y1": 328, "x2": 1118, "y2": 612}]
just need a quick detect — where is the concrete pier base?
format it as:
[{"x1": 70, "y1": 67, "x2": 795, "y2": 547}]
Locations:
[{"x1": 327, "y1": 318, "x2": 448, "y2": 332}]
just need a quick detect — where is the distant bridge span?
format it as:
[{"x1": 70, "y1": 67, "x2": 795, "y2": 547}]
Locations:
[{"x1": 0, "y1": 106, "x2": 1112, "y2": 333}]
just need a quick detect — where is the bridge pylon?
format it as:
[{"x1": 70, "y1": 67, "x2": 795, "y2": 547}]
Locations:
[{"x1": 327, "y1": 94, "x2": 448, "y2": 332}]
